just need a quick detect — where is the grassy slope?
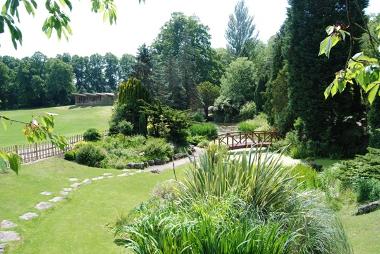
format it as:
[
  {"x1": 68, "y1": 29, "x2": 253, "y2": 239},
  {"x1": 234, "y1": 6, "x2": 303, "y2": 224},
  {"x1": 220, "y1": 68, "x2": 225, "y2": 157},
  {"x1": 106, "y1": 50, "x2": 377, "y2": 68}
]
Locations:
[
  {"x1": 0, "y1": 105, "x2": 113, "y2": 147},
  {"x1": 316, "y1": 158, "x2": 380, "y2": 254},
  {"x1": 0, "y1": 158, "x2": 186, "y2": 254},
  {"x1": 340, "y1": 207, "x2": 380, "y2": 254}
]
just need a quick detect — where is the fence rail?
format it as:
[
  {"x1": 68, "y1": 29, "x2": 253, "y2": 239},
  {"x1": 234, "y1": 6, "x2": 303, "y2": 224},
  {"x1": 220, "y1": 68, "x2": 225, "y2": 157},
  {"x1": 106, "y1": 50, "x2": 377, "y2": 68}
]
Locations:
[
  {"x1": 0, "y1": 134, "x2": 83, "y2": 164},
  {"x1": 214, "y1": 131, "x2": 279, "y2": 150}
]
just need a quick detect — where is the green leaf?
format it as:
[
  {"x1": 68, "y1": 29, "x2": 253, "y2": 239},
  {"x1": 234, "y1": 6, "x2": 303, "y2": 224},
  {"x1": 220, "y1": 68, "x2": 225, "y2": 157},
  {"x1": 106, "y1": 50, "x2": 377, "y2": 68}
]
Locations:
[
  {"x1": 319, "y1": 34, "x2": 341, "y2": 58},
  {"x1": 324, "y1": 82, "x2": 333, "y2": 99},
  {"x1": 368, "y1": 83, "x2": 380, "y2": 104},
  {"x1": 326, "y1": 26, "x2": 334, "y2": 35},
  {"x1": 7, "y1": 153, "x2": 21, "y2": 175}
]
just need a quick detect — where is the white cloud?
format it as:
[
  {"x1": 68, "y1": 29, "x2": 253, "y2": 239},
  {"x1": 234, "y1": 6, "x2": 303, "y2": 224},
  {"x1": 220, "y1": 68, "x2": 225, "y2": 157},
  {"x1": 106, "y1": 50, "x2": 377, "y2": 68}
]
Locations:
[{"x1": 0, "y1": 0, "x2": 378, "y2": 58}]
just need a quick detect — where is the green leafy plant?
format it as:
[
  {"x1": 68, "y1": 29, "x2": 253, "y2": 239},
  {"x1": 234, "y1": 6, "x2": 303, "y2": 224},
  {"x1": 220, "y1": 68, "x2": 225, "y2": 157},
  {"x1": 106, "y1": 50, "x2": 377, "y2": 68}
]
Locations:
[
  {"x1": 75, "y1": 143, "x2": 106, "y2": 167},
  {"x1": 355, "y1": 178, "x2": 380, "y2": 203},
  {"x1": 189, "y1": 123, "x2": 218, "y2": 140},
  {"x1": 64, "y1": 150, "x2": 76, "y2": 161},
  {"x1": 83, "y1": 128, "x2": 102, "y2": 142},
  {"x1": 238, "y1": 113, "x2": 270, "y2": 132},
  {"x1": 239, "y1": 101, "x2": 257, "y2": 120},
  {"x1": 320, "y1": 23, "x2": 380, "y2": 104}
]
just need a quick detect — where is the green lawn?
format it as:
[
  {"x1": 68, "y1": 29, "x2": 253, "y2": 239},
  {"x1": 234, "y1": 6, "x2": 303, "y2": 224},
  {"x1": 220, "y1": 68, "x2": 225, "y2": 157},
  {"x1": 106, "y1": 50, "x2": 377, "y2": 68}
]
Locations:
[
  {"x1": 0, "y1": 105, "x2": 113, "y2": 147},
  {"x1": 0, "y1": 158, "x2": 186, "y2": 254},
  {"x1": 340, "y1": 206, "x2": 380, "y2": 254}
]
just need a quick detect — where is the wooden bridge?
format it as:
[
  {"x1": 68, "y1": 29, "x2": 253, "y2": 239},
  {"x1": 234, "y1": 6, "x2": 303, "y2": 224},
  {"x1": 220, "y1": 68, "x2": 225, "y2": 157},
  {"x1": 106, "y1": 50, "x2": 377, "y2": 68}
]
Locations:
[{"x1": 213, "y1": 131, "x2": 279, "y2": 150}]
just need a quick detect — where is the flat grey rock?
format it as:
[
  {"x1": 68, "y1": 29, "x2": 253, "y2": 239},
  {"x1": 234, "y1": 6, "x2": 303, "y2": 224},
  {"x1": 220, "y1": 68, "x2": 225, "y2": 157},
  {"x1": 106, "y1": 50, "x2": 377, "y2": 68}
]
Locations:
[
  {"x1": 35, "y1": 202, "x2": 53, "y2": 210},
  {"x1": 92, "y1": 176, "x2": 104, "y2": 181},
  {"x1": 63, "y1": 188, "x2": 73, "y2": 192},
  {"x1": 40, "y1": 191, "x2": 53, "y2": 196},
  {"x1": 60, "y1": 191, "x2": 69, "y2": 196},
  {"x1": 82, "y1": 179, "x2": 92, "y2": 185},
  {"x1": 19, "y1": 212, "x2": 38, "y2": 221},
  {"x1": 117, "y1": 173, "x2": 128, "y2": 177},
  {"x1": 0, "y1": 220, "x2": 16, "y2": 229},
  {"x1": 0, "y1": 231, "x2": 20, "y2": 242},
  {"x1": 70, "y1": 182, "x2": 81, "y2": 188},
  {"x1": 121, "y1": 169, "x2": 129, "y2": 172},
  {"x1": 106, "y1": 176, "x2": 114, "y2": 179},
  {"x1": 69, "y1": 178, "x2": 79, "y2": 182},
  {"x1": 103, "y1": 173, "x2": 113, "y2": 176},
  {"x1": 49, "y1": 197, "x2": 64, "y2": 203}
]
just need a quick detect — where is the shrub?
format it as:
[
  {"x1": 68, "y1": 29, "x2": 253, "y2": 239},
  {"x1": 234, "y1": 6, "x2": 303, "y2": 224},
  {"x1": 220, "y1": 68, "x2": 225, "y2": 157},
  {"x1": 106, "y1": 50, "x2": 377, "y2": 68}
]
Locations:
[
  {"x1": 187, "y1": 135, "x2": 207, "y2": 145},
  {"x1": 142, "y1": 138, "x2": 174, "y2": 160},
  {"x1": 117, "y1": 120, "x2": 134, "y2": 136},
  {"x1": 239, "y1": 101, "x2": 256, "y2": 120},
  {"x1": 238, "y1": 113, "x2": 270, "y2": 132},
  {"x1": 114, "y1": 147, "x2": 352, "y2": 254},
  {"x1": 75, "y1": 143, "x2": 106, "y2": 167},
  {"x1": 64, "y1": 150, "x2": 76, "y2": 161},
  {"x1": 369, "y1": 128, "x2": 380, "y2": 148},
  {"x1": 83, "y1": 128, "x2": 102, "y2": 142},
  {"x1": 355, "y1": 178, "x2": 380, "y2": 203},
  {"x1": 291, "y1": 163, "x2": 320, "y2": 189},
  {"x1": 190, "y1": 112, "x2": 205, "y2": 122},
  {"x1": 189, "y1": 123, "x2": 218, "y2": 140}
]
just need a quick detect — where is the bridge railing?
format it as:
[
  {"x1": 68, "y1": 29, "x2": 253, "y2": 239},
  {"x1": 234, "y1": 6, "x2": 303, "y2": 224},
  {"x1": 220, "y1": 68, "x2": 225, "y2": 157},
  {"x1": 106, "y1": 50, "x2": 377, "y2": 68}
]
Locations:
[{"x1": 213, "y1": 131, "x2": 279, "y2": 149}]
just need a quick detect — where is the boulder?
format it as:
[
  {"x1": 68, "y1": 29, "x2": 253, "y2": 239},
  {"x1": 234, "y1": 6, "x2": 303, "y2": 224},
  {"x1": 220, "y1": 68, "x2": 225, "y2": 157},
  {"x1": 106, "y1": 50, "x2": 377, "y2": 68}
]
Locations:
[
  {"x1": 356, "y1": 201, "x2": 380, "y2": 215},
  {"x1": 49, "y1": 197, "x2": 65, "y2": 203}
]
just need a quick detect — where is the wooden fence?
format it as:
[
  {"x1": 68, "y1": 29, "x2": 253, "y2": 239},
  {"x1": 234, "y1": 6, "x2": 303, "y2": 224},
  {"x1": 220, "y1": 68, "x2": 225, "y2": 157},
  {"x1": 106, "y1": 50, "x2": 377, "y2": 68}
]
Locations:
[{"x1": 0, "y1": 134, "x2": 83, "y2": 164}]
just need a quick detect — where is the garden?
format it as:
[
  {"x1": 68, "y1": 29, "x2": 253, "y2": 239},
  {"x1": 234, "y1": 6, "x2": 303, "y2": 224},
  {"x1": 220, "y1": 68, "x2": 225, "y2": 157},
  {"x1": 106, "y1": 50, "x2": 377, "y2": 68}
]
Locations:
[{"x1": 0, "y1": 0, "x2": 380, "y2": 253}]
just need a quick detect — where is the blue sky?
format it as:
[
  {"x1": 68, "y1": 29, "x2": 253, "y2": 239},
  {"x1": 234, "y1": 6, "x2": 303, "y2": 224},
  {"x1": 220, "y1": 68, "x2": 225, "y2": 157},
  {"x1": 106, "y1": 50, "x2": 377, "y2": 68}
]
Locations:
[{"x1": 0, "y1": 0, "x2": 379, "y2": 58}]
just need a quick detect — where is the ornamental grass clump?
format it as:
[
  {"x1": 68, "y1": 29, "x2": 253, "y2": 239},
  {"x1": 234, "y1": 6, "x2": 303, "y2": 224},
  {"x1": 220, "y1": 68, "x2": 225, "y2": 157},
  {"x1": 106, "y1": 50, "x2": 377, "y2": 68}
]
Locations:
[{"x1": 114, "y1": 146, "x2": 352, "y2": 254}]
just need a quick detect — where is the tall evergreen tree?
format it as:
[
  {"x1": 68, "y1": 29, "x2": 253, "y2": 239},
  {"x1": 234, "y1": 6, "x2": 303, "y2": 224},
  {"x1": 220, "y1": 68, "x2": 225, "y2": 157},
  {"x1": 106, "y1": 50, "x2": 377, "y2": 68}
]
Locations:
[
  {"x1": 287, "y1": 0, "x2": 369, "y2": 156},
  {"x1": 225, "y1": 0, "x2": 258, "y2": 57},
  {"x1": 133, "y1": 44, "x2": 153, "y2": 94}
]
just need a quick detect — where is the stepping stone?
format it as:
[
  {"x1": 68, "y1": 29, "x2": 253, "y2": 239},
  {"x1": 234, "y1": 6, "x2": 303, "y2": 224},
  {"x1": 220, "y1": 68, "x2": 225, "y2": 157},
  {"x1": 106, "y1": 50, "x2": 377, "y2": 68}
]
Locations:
[
  {"x1": 19, "y1": 212, "x2": 38, "y2": 221},
  {"x1": 121, "y1": 169, "x2": 129, "y2": 172},
  {"x1": 129, "y1": 173, "x2": 135, "y2": 176},
  {"x1": 69, "y1": 178, "x2": 79, "y2": 182},
  {"x1": 60, "y1": 191, "x2": 69, "y2": 196},
  {"x1": 0, "y1": 220, "x2": 16, "y2": 229},
  {"x1": 92, "y1": 176, "x2": 104, "y2": 181},
  {"x1": 117, "y1": 173, "x2": 128, "y2": 177},
  {"x1": 35, "y1": 202, "x2": 53, "y2": 210},
  {"x1": 0, "y1": 231, "x2": 20, "y2": 242},
  {"x1": 0, "y1": 243, "x2": 6, "y2": 254},
  {"x1": 40, "y1": 191, "x2": 53, "y2": 196},
  {"x1": 103, "y1": 173, "x2": 113, "y2": 176},
  {"x1": 70, "y1": 182, "x2": 81, "y2": 188},
  {"x1": 49, "y1": 197, "x2": 64, "y2": 203},
  {"x1": 63, "y1": 188, "x2": 73, "y2": 192},
  {"x1": 81, "y1": 179, "x2": 92, "y2": 185},
  {"x1": 106, "y1": 176, "x2": 114, "y2": 179}
]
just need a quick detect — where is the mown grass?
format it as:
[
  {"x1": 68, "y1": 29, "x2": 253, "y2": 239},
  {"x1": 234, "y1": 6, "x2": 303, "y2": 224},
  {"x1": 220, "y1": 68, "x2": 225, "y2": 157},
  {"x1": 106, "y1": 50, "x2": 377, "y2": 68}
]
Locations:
[
  {"x1": 0, "y1": 105, "x2": 113, "y2": 146},
  {"x1": 0, "y1": 158, "x2": 186, "y2": 253}
]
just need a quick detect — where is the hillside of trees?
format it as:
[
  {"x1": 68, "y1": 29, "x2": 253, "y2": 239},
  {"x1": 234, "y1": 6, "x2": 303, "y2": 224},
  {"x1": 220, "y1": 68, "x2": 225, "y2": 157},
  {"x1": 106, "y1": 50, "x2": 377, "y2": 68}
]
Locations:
[{"x1": 1, "y1": 1, "x2": 379, "y2": 159}]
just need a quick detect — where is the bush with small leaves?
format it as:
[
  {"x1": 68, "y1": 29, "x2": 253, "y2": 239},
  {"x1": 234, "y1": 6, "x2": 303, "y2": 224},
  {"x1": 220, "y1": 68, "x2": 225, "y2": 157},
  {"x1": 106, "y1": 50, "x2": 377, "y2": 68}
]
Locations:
[
  {"x1": 64, "y1": 150, "x2": 76, "y2": 161},
  {"x1": 239, "y1": 101, "x2": 256, "y2": 120},
  {"x1": 75, "y1": 143, "x2": 106, "y2": 167},
  {"x1": 189, "y1": 123, "x2": 218, "y2": 140},
  {"x1": 83, "y1": 128, "x2": 102, "y2": 142}
]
